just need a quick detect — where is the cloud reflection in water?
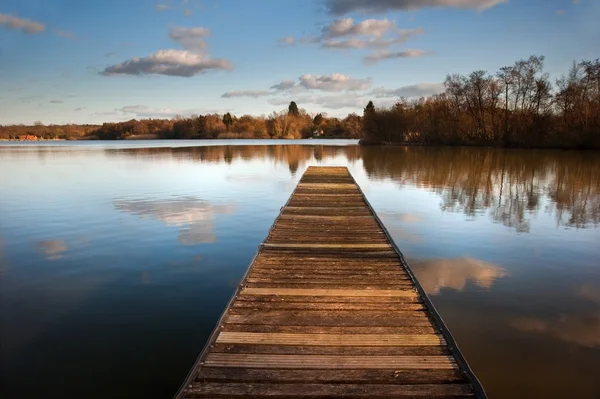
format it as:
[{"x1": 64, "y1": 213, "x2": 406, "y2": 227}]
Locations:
[
  {"x1": 114, "y1": 196, "x2": 235, "y2": 245},
  {"x1": 36, "y1": 240, "x2": 68, "y2": 260},
  {"x1": 411, "y1": 257, "x2": 508, "y2": 295}
]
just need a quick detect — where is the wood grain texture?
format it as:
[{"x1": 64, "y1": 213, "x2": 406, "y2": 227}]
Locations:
[{"x1": 179, "y1": 166, "x2": 481, "y2": 398}]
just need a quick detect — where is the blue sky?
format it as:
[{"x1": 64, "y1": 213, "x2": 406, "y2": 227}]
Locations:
[{"x1": 0, "y1": 0, "x2": 598, "y2": 124}]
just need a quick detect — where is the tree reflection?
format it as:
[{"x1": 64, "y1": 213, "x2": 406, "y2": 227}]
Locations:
[{"x1": 361, "y1": 147, "x2": 600, "y2": 230}]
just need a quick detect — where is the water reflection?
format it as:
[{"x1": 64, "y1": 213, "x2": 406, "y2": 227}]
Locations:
[
  {"x1": 105, "y1": 145, "x2": 361, "y2": 174},
  {"x1": 511, "y1": 315, "x2": 600, "y2": 348},
  {"x1": 360, "y1": 147, "x2": 600, "y2": 230},
  {"x1": 411, "y1": 257, "x2": 508, "y2": 295},
  {"x1": 107, "y1": 145, "x2": 600, "y2": 230},
  {"x1": 114, "y1": 196, "x2": 235, "y2": 244},
  {"x1": 36, "y1": 239, "x2": 67, "y2": 260}
]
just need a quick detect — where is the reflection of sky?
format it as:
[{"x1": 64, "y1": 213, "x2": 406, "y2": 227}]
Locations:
[
  {"x1": 114, "y1": 197, "x2": 235, "y2": 245},
  {"x1": 411, "y1": 257, "x2": 508, "y2": 295},
  {"x1": 36, "y1": 240, "x2": 67, "y2": 260}
]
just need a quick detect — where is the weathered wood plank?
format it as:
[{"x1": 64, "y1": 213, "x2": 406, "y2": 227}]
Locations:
[
  {"x1": 224, "y1": 313, "x2": 433, "y2": 327},
  {"x1": 203, "y1": 354, "x2": 458, "y2": 369},
  {"x1": 210, "y1": 344, "x2": 449, "y2": 356},
  {"x1": 221, "y1": 325, "x2": 438, "y2": 335},
  {"x1": 187, "y1": 382, "x2": 473, "y2": 398},
  {"x1": 195, "y1": 368, "x2": 465, "y2": 384},
  {"x1": 240, "y1": 288, "x2": 417, "y2": 297},
  {"x1": 233, "y1": 295, "x2": 423, "y2": 304},
  {"x1": 231, "y1": 302, "x2": 425, "y2": 311},
  {"x1": 216, "y1": 332, "x2": 445, "y2": 346}
]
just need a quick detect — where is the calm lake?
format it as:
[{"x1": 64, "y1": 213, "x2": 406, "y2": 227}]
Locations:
[{"x1": 1, "y1": 140, "x2": 599, "y2": 398}]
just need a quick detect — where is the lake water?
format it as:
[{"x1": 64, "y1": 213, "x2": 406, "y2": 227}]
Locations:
[{"x1": 1, "y1": 140, "x2": 599, "y2": 398}]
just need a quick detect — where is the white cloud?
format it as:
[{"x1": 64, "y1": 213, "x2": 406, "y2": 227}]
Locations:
[
  {"x1": 326, "y1": 0, "x2": 507, "y2": 15},
  {"x1": 102, "y1": 49, "x2": 232, "y2": 77},
  {"x1": 322, "y1": 28, "x2": 423, "y2": 49},
  {"x1": 299, "y1": 73, "x2": 371, "y2": 91},
  {"x1": 372, "y1": 82, "x2": 445, "y2": 98},
  {"x1": 221, "y1": 90, "x2": 272, "y2": 98},
  {"x1": 0, "y1": 13, "x2": 45, "y2": 34},
  {"x1": 155, "y1": 4, "x2": 171, "y2": 11},
  {"x1": 321, "y1": 18, "x2": 396, "y2": 38},
  {"x1": 281, "y1": 17, "x2": 424, "y2": 57},
  {"x1": 364, "y1": 48, "x2": 429, "y2": 63},
  {"x1": 169, "y1": 26, "x2": 210, "y2": 51}
]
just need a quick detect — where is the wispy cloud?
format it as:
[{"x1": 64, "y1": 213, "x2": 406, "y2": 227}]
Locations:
[
  {"x1": 155, "y1": 4, "x2": 171, "y2": 11},
  {"x1": 270, "y1": 80, "x2": 297, "y2": 91},
  {"x1": 325, "y1": 0, "x2": 507, "y2": 15},
  {"x1": 222, "y1": 73, "x2": 372, "y2": 102},
  {"x1": 298, "y1": 73, "x2": 371, "y2": 91},
  {"x1": 372, "y1": 82, "x2": 445, "y2": 98},
  {"x1": 102, "y1": 49, "x2": 232, "y2": 77},
  {"x1": 321, "y1": 18, "x2": 396, "y2": 38},
  {"x1": 169, "y1": 26, "x2": 211, "y2": 51},
  {"x1": 364, "y1": 48, "x2": 430, "y2": 64},
  {"x1": 49, "y1": 100, "x2": 64, "y2": 104},
  {"x1": 0, "y1": 13, "x2": 45, "y2": 34},
  {"x1": 117, "y1": 105, "x2": 223, "y2": 118},
  {"x1": 221, "y1": 90, "x2": 272, "y2": 98},
  {"x1": 322, "y1": 28, "x2": 423, "y2": 49}
]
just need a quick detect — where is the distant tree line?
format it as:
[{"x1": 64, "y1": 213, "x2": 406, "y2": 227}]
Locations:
[
  {"x1": 0, "y1": 104, "x2": 363, "y2": 140},
  {"x1": 362, "y1": 56, "x2": 600, "y2": 149}
]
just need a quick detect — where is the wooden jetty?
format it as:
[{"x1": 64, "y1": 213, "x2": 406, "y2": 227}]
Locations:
[{"x1": 177, "y1": 166, "x2": 486, "y2": 398}]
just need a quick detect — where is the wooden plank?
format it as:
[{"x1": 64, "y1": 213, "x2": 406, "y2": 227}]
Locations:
[
  {"x1": 210, "y1": 344, "x2": 448, "y2": 356},
  {"x1": 203, "y1": 354, "x2": 457, "y2": 369},
  {"x1": 186, "y1": 382, "x2": 473, "y2": 398},
  {"x1": 216, "y1": 332, "x2": 445, "y2": 346},
  {"x1": 195, "y1": 368, "x2": 465, "y2": 384},
  {"x1": 224, "y1": 313, "x2": 433, "y2": 327},
  {"x1": 261, "y1": 243, "x2": 392, "y2": 249},
  {"x1": 221, "y1": 325, "x2": 437, "y2": 335},
  {"x1": 233, "y1": 296, "x2": 422, "y2": 304},
  {"x1": 231, "y1": 302, "x2": 425, "y2": 311},
  {"x1": 298, "y1": 183, "x2": 356, "y2": 189},
  {"x1": 240, "y1": 288, "x2": 417, "y2": 297}
]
